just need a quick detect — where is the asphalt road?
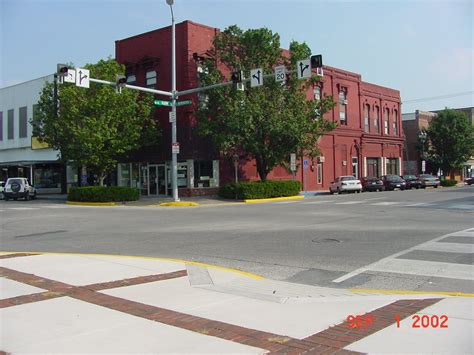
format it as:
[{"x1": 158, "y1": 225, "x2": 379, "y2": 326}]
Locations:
[{"x1": 1, "y1": 186, "x2": 473, "y2": 294}]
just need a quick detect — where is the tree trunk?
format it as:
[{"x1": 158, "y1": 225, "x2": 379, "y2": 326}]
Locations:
[
  {"x1": 99, "y1": 175, "x2": 105, "y2": 186},
  {"x1": 256, "y1": 156, "x2": 269, "y2": 181}
]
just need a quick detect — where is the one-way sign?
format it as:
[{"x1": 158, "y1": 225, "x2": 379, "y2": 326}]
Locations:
[{"x1": 250, "y1": 68, "x2": 263, "y2": 87}]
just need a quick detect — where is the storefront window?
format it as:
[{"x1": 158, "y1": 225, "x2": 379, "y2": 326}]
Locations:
[
  {"x1": 34, "y1": 164, "x2": 61, "y2": 189},
  {"x1": 118, "y1": 163, "x2": 131, "y2": 187},
  {"x1": 194, "y1": 161, "x2": 213, "y2": 187},
  {"x1": 131, "y1": 163, "x2": 140, "y2": 189},
  {"x1": 177, "y1": 163, "x2": 188, "y2": 187},
  {"x1": 386, "y1": 158, "x2": 399, "y2": 175}
]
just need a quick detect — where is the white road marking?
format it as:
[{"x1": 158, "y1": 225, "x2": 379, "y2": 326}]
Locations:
[
  {"x1": 416, "y1": 242, "x2": 474, "y2": 254},
  {"x1": 370, "y1": 202, "x2": 400, "y2": 206},
  {"x1": 335, "y1": 201, "x2": 368, "y2": 205},
  {"x1": 6, "y1": 207, "x2": 38, "y2": 210},
  {"x1": 404, "y1": 203, "x2": 430, "y2": 207},
  {"x1": 332, "y1": 227, "x2": 474, "y2": 283},
  {"x1": 301, "y1": 200, "x2": 335, "y2": 204},
  {"x1": 369, "y1": 258, "x2": 474, "y2": 281},
  {"x1": 275, "y1": 201, "x2": 299, "y2": 204}
]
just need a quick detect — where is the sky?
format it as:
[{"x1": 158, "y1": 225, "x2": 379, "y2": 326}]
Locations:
[{"x1": 1, "y1": 0, "x2": 473, "y2": 113}]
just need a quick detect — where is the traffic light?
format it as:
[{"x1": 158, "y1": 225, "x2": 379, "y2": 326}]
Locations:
[
  {"x1": 231, "y1": 71, "x2": 245, "y2": 91},
  {"x1": 115, "y1": 75, "x2": 126, "y2": 94},
  {"x1": 310, "y1": 54, "x2": 323, "y2": 69},
  {"x1": 56, "y1": 64, "x2": 69, "y2": 83}
]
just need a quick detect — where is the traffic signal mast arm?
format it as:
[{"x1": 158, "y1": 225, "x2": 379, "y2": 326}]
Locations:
[{"x1": 89, "y1": 77, "x2": 173, "y2": 97}]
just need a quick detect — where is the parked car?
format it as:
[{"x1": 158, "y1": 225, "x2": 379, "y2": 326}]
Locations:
[
  {"x1": 3, "y1": 177, "x2": 37, "y2": 201},
  {"x1": 329, "y1": 176, "x2": 362, "y2": 194},
  {"x1": 465, "y1": 177, "x2": 474, "y2": 185},
  {"x1": 0, "y1": 181, "x2": 4, "y2": 199},
  {"x1": 401, "y1": 175, "x2": 422, "y2": 189},
  {"x1": 418, "y1": 174, "x2": 440, "y2": 188},
  {"x1": 361, "y1": 177, "x2": 384, "y2": 192},
  {"x1": 381, "y1": 175, "x2": 406, "y2": 191}
]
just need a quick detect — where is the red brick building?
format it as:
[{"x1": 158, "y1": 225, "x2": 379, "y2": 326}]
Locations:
[{"x1": 115, "y1": 21, "x2": 403, "y2": 195}]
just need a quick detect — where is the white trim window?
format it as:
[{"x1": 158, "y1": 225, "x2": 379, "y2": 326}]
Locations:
[{"x1": 146, "y1": 71, "x2": 157, "y2": 88}]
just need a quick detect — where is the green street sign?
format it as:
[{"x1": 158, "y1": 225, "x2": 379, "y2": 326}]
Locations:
[
  {"x1": 176, "y1": 100, "x2": 193, "y2": 107},
  {"x1": 154, "y1": 100, "x2": 172, "y2": 107}
]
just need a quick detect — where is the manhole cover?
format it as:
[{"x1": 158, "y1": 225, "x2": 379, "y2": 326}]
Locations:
[{"x1": 312, "y1": 238, "x2": 342, "y2": 243}]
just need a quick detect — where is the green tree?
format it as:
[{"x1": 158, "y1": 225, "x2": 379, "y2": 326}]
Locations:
[
  {"x1": 33, "y1": 58, "x2": 158, "y2": 185},
  {"x1": 426, "y1": 108, "x2": 474, "y2": 177},
  {"x1": 196, "y1": 26, "x2": 336, "y2": 181}
]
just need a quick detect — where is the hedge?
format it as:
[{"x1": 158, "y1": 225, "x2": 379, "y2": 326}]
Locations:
[
  {"x1": 440, "y1": 179, "x2": 457, "y2": 187},
  {"x1": 68, "y1": 186, "x2": 140, "y2": 202},
  {"x1": 219, "y1": 180, "x2": 301, "y2": 200}
]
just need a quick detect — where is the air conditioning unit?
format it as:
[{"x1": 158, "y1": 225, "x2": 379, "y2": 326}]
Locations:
[{"x1": 343, "y1": 99, "x2": 348, "y2": 105}]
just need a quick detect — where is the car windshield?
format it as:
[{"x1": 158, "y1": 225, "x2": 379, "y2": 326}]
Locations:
[
  {"x1": 420, "y1": 174, "x2": 434, "y2": 178},
  {"x1": 341, "y1": 176, "x2": 356, "y2": 181},
  {"x1": 403, "y1": 175, "x2": 416, "y2": 179},
  {"x1": 385, "y1": 175, "x2": 401, "y2": 181}
]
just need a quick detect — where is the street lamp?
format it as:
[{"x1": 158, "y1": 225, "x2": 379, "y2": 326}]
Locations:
[
  {"x1": 232, "y1": 153, "x2": 239, "y2": 183},
  {"x1": 419, "y1": 131, "x2": 427, "y2": 174},
  {"x1": 166, "y1": 0, "x2": 179, "y2": 201}
]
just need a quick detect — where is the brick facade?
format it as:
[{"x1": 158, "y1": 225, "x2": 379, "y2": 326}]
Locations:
[{"x1": 115, "y1": 20, "x2": 403, "y2": 192}]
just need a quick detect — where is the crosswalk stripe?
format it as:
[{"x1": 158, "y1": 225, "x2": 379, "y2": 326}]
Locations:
[
  {"x1": 335, "y1": 201, "x2": 368, "y2": 205},
  {"x1": 333, "y1": 227, "x2": 474, "y2": 283},
  {"x1": 416, "y1": 242, "x2": 474, "y2": 254},
  {"x1": 370, "y1": 258, "x2": 474, "y2": 281},
  {"x1": 301, "y1": 200, "x2": 335, "y2": 204},
  {"x1": 404, "y1": 203, "x2": 430, "y2": 207},
  {"x1": 370, "y1": 202, "x2": 400, "y2": 206},
  {"x1": 7, "y1": 207, "x2": 38, "y2": 210},
  {"x1": 275, "y1": 201, "x2": 299, "y2": 204}
]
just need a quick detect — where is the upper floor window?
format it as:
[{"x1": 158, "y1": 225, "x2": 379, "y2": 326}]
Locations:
[
  {"x1": 8, "y1": 109, "x2": 14, "y2": 140},
  {"x1": 384, "y1": 108, "x2": 390, "y2": 135},
  {"x1": 314, "y1": 86, "x2": 321, "y2": 101},
  {"x1": 364, "y1": 104, "x2": 370, "y2": 133},
  {"x1": 19, "y1": 106, "x2": 27, "y2": 138},
  {"x1": 374, "y1": 106, "x2": 380, "y2": 133},
  {"x1": 339, "y1": 89, "x2": 347, "y2": 125},
  {"x1": 146, "y1": 70, "x2": 156, "y2": 88},
  {"x1": 393, "y1": 109, "x2": 398, "y2": 136}
]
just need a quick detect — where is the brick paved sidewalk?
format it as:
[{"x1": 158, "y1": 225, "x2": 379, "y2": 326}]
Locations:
[{"x1": 1, "y1": 252, "x2": 472, "y2": 354}]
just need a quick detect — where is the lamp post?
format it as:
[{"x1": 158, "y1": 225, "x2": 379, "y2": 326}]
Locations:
[
  {"x1": 419, "y1": 131, "x2": 427, "y2": 174},
  {"x1": 232, "y1": 154, "x2": 239, "y2": 183},
  {"x1": 166, "y1": 0, "x2": 179, "y2": 201}
]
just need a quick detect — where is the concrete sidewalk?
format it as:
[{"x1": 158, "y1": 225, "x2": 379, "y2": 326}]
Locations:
[{"x1": 1, "y1": 252, "x2": 472, "y2": 354}]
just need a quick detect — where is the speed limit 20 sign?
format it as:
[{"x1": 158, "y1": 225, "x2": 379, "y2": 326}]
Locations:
[{"x1": 275, "y1": 66, "x2": 286, "y2": 82}]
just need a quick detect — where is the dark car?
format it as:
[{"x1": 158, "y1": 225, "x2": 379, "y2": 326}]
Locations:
[
  {"x1": 361, "y1": 176, "x2": 384, "y2": 192},
  {"x1": 381, "y1": 175, "x2": 406, "y2": 191},
  {"x1": 417, "y1": 174, "x2": 440, "y2": 188},
  {"x1": 401, "y1": 175, "x2": 422, "y2": 189},
  {"x1": 465, "y1": 177, "x2": 474, "y2": 185}
]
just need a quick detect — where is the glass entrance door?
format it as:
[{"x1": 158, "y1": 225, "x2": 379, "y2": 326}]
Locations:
[
  {"x1": 149, "y1": 165, "x2": 158, "y2": 195},
  {"x1": 157, "y1": 165, "x2": 167, "y2": 195}
]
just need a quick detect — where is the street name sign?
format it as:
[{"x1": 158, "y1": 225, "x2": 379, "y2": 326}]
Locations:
[
  {"x1": 154, "y1": 100, "x2": 172, "y2": 106},
  {"x1": 275, "y1": 66, "x2": 286, "y2": 83},
  {"x1": 76, "y1": 68, "x2": 90, "y2": 88},
  {"x1": 250, "y1": 68, "x2": 263, "y2": 87},
  {"x1": 175, "y1": 100, "x2": 192, "y2": 107},
  {"x1": 64, "y1": 69, "x2": 76, "y2": 84},
  {"x1": 297, "y1": 59, "x2": 311, "y2": 80},
  {"x1": 290, "y1": 153, "x2": 296, "y2": 172}
]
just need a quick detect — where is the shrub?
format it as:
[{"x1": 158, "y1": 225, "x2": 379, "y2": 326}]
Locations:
[
  {"x1": 219, "y1": 180, "x2": 301, "y2": 200},
  {"x1": 440, "y1": 179, "x2": 457, "y2": 187},
  {"x1": 68, "y1": 186, "x2": 139, "y2": 202}
]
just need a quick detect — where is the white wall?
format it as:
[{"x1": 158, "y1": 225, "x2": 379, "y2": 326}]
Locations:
[{"x1": 0, "y1": 75, "x2": 59, "y2": 163}]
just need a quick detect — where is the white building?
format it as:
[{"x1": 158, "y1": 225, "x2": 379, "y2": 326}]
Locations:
[{"x1": 0, "y1": 75, "x2": 66, "y2": 193}]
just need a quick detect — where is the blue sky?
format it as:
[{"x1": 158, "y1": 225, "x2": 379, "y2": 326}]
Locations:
[{"x1": 1, "y1": 0, "x2": 472, "y2": 113}]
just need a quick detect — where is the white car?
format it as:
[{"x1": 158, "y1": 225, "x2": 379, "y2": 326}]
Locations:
[
  {"x1": 3, "y1": 177, "x2": 37, "y2": 201},
  {"x1": 329, "y1": 176, "x2": 362, "y2": 194}
]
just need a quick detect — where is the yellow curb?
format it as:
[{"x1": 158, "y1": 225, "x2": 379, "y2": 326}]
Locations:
[
  {"x1": 66, "y1": 201, "x2": 118, "y2": 206},
  {"x1": 350, "y1": 288, "x2": 474, "y2": 298},
  {"x1": 0, "y1": 251, "x2": 264, "y2": 280},
  {"x1": 159, "y1": 202, "x2": 200, "y2": 207},
  {"x1": 244, "y1": 195, "x2": 304, "y2": 203}
]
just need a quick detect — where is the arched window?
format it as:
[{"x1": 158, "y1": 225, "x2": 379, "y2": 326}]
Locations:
[
  {"x1": 374, "y1": 106, "x2": 380, "y2": 133},
  {"x1": 339, "y1": 88, "x2": 347, "y2": 125},
  {"x1": 384, "y1": 108, "x2": 390, "y2": 135},
  {"x1": 364, "y1": 104, "x2": 370, "y2": 133},
  {"x1": 393, "y1": 109, "x2": 398, "y2": 135}
]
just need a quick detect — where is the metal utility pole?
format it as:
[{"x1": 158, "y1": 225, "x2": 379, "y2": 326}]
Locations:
[{"x1": 166, "y1": 0, "x2": 179, "y2": 201}]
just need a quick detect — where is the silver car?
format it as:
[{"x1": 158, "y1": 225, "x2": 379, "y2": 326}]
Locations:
[
  {"x1": 329, "y1": 176, "x2": 362, "y2": 194},
  {"x1": 418, "y1": 174, "x2": 440, "y2": 188}
]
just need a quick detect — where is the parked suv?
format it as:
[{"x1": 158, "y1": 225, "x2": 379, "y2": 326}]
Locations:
[
  {"x1": 0, "y1": 181, "x2": 4, "y2": 200},
  {"x1": 4, "y1": 178, "x2": 37, "y2": 201}
]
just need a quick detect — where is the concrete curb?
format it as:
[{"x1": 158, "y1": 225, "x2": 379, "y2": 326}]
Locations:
[
  {"x1": 159, "y1": 201, "x2": 200, "y2": 207},
  {"x1": 244, "y1": 195, "x2": 304, "y2": 203},
  {"x1": 65, "y1": 201, "x2": 118, "y2": 206}
]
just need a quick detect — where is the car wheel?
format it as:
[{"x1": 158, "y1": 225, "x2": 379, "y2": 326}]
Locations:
[
  {"x1": 13, "y1": 198, "x2": 18, "y2": 201},
  {"x1": 434, "y1": 185, "x2": 438, "y2": 188},
  {"x1": 25, "y1": 192, "x2": 30, "y2": 201},
  {"x1": 32, "y1": 191, "x2": 37, "y2": 200},
  {"x1": 4, "y1": 196, "x2": 9, "y2": 201},
  {"x1": 337, "y1": 187, "x2": 341, "y2": 194}
]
